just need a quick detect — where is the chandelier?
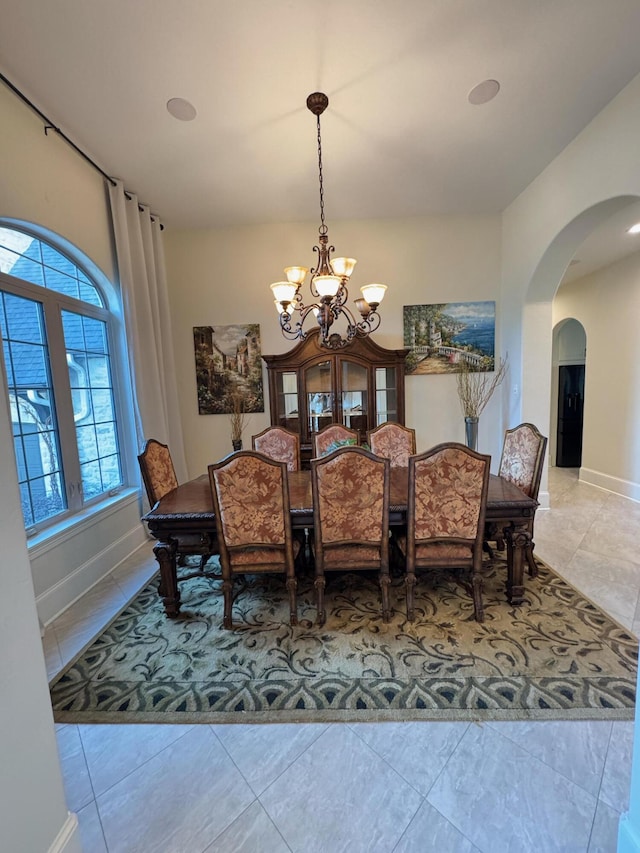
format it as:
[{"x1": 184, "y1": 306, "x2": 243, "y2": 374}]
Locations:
[{"x1": 270, "y1": 92, "x2": 387, "y2": 350}]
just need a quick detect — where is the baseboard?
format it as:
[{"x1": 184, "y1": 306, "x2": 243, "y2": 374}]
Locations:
[
  {"x1": 618, "y1": 814, "x2": 640, "y2": 853},
  {"x1": 537, "y1": 489, "x2": 550, "y2": 510},
  {"x1": 36, "y1": 523, "x2": 148, "y2": 625},
  {"x1": 48, "y1": 812, "x2": 81, "y2": 853},
  {"x1": 579, "y1": 467, "x2": 640, "y2": 502}
]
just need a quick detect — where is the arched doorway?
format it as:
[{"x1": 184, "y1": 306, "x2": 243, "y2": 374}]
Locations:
[
  {"x1": 520, "y1": 195, "x2": 640, "y2": 505},
  {"x1": 551, "y1": 319, "x2": 586, "y2": 468}
]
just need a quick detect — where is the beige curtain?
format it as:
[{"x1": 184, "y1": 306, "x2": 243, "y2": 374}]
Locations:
[{"x1": 108, "y1": 180, "x2": 187, "y2": 482}]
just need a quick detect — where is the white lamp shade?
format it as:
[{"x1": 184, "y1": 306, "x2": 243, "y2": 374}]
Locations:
[
  {"x1": 315, "y1": 275, "x2": 341, "y2": 297},
  {"x1": 360, "y1": 283, "x2": 387, "y2": 305},
  {"x1": 284, "y1": 266, "x2": 308, "y2": 285},
  {"x1": 271, "y1": 281, "x2": 298, "y2": 303},
  {"x1": 331, "y1": 257, "x2": 357, "y2": 278}
]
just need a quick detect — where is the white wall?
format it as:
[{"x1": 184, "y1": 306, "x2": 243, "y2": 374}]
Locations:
[
  {"x1": 553, "y1": 252, "x2": 640, "y2": 498},
  {"x1": 0, "y1": 81, "x2": 148, "y2": 852},
  {"x1": 501, "y1": 71, "x2": 640, "y2": 506},
  {"x1": 0, "y1": 342, "x2": 80, "y2": 851},
  {"x1": 164, "y1": 215, "x2": 503, "y2": 476},
  {"x1": 0, "y1": 83, "x2": 147, "y2": 623}
]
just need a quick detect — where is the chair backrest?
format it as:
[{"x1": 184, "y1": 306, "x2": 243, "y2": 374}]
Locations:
[
  {"x1": 251, "y1": 426, "x2": 300, "y2": 472},
  {"x1": 408, "y1": 442, "x2": 490, "y2": 550},
  {"x1": 138, "y1": 439, "x2": 179, "y2": 506},
  {"x1": 498, "y1": 422, "x2": 547, "y2": 499},
  {"x1": 311, "y1": 445, "x2": 390, "y2": 552},
  {"x1": 208, "y1": 451, "x2": 294, "y2": 571},
  {"x1": 313, "y1": 423, "x2": 359, "y2": 458},
  {"x1": 367, "y1": 422, "x2": 416, "y2": 467}
]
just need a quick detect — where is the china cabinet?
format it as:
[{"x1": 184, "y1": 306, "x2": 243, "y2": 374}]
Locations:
[{"x1": 263, "y1": 329, "x2": 408, "y2": 466}]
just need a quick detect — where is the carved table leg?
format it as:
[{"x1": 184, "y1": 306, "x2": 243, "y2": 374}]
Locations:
[
  {"x1": 314, "y1": 575, "x2": 326, "y2": 626},
  {"x1": 504, "y1": 524, "x2": 531, "y2": 606},
  {"x1": 153, "y1": 539, "x2": 181, "y2": 618}
]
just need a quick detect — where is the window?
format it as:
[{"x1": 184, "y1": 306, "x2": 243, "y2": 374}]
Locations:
[{"x1": 0, "y1": 226, "x2": 124, "y2": 532}]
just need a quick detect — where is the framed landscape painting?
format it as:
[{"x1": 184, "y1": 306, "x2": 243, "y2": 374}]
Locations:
[
  {"x1": 403, "y1": 301, "x2": 496, "y2": 375},
  {"x1": 193, "y1": 324, "x2": 264, "y2": 414}
]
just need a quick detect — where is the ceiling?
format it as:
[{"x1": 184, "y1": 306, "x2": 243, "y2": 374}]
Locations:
[{"x1": 2, "y1": 0, "x2": 640, "y2": 277}]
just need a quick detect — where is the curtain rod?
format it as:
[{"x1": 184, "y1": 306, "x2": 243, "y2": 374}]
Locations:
[{"x1": 0, "y1": 71, "x2": 163, "y2": 228}]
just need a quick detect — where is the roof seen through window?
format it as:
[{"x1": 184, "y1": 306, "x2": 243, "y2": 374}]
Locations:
[{"x1": 0, "y1": 227, "x2": 103, "y2": 307}]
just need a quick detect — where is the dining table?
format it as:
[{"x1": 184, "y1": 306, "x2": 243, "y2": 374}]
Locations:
[{"x1": 142, "y1": 468, "x2": 538, "y2": 619}]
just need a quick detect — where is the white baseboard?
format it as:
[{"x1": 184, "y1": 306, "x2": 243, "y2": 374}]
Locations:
[
  {"x1": 537, "y1": 489, "x2": 550, "y2": 510},
  {"x1": 36, "y1": 523, "x2": 148, "y2": 625},
  {"x1": 579, "y1": 467, "x2": 640, "y2": 502},
  {"x1": 48, "y1": 812, "x2": 81, "y2": 853}
]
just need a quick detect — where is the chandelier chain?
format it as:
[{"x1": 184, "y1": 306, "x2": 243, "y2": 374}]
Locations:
[
  {"x1": 316, "y1": 114, "x2": 328, "y2": 237},
  {"x1": 269, "y1": 92, "x2": 386, "y2": 349}
]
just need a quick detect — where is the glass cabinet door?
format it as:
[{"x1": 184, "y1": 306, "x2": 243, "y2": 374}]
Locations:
[
  {"x1": 375, "y1": 366, "x2": 398, "y2": 425},
  {"x1": 305, "y1": 360, "x2": 333, "y2": 438},
  {"x1": 276, "y1": 370, "x2": 299, "y2": 431},
  {"x1": 341, "y1": 360, "x2": 368, "y2": 438}
]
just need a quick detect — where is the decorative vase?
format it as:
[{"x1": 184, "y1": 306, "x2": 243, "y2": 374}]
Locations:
[
  {"x1": 232, "y1": 439, "x2": 243, "y2": 452},
  {"x1": 464, "y1": 416, "x2": 479, "y2": 451}
]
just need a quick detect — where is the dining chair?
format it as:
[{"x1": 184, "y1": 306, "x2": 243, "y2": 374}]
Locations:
[
  {"x1": 138, "y1": 438, "x2": 179, "y2": 506},
  {"x1": 311, "y1": 445, "x2": 390, "y2": 625},
  {"x1": 251, "y1": 425, "x2": 300, "y2": 471},
  {"x1": 491, "y1": 422, "x2": 547, "y2": 576},
  {"x1": 138, "y1": 439, "x2": 219, "y2": 586},
  {"x1": 367, "y1": 422, "x2": 416, "y2": 467},
  {"x1": 399, "y1": 442, "x2": 490, "y2": 623},
  {"x1": 313, "y1": 423, "x2": 359, "y2": 457},
  {"x1": 208, "y1": 451, "x2": 299, "y2": 629}
]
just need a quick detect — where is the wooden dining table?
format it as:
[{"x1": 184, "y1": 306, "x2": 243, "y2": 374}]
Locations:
[{"x1": 142, "y1": 468, "x2": 538, "y2": 619}]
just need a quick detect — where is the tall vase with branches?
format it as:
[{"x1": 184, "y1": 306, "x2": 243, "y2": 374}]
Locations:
[
  {"x1": 229, "y1": 389, "x2": 246, "y2": 451},
  {"x1": 456, "y1": 355, "x2": 508, "y2": 450}
]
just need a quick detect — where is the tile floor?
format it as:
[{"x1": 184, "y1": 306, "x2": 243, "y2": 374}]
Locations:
[{"x1": 44, "y1": 467, "x2": 639, "y2": 852}]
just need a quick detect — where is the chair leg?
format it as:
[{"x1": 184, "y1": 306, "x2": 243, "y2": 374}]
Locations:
[
  {"x1": 379, "y1": 570, "x2": 391, "y2": 622},
  {"x1": 222, "y1": 577, "x2": 234, "y2": 629},
  {"x1": 526, "y1": 542, "x2": 538, "y2": 577},
  {"x1": 286, "y1": 575, "x2": 298, "y2": 626},
  {"x1": 314, "y1": 574, "x2": 326, "y2": 627},
  {"x1": 471, "y1": 571, "x2": 485, "y2": 622},
  {"x1": 405, "y1": 571, "x2": 416, "y2": 621}
]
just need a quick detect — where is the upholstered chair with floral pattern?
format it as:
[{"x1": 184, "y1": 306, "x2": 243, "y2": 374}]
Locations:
[
  {"x1": 252, "y1": 426, "x2": 300, "y2": 472},
  {"x1": 493, "y1": 422, "x2": 547, "y2": 576},
  {"x1": 313, "y1": 423, "x2": 359, "y2": 458},
  {"x1": 311, "y1": 446, "x2": 390, "y2": 625},
  {"x1": 209, "y1": 451, "x2": 299, "y2": 629},
  {"x1": 367, "y1": 422, "x2": 416, "y2": 467},
  {"x1": 138, "y1": 439, "x2": 219, "y2": 588},
  {"x1": 138, "y1": 439, "x2": 179, "y2": 506},
  {"x1": 399, "y1": 442, "x2": 490, "y2": 622}
]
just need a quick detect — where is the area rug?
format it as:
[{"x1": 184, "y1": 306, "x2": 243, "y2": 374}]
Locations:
[{"x1": 49, "y1": 555, "x2": 637, "y2": 724}]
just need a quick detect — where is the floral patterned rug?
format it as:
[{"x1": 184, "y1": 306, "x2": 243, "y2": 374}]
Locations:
[{"x1": 50, "y1": 555, "x2": 637, "y2": 723}]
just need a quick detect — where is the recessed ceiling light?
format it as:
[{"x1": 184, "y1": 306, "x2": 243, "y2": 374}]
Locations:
[
  {"x1": 468, "y1": 79, "x2": 500, "y2": 105},
  {"x1": 166, "y1": 98, "x2": 197, "y2": 121},
  {"x1": 627, "y1": 222, "x2": 640, "y2": 234}
]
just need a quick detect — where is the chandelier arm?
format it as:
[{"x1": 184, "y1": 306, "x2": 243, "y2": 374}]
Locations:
[
  {"x1": 332, "y1": 284, "x2": 349, "y2": 310},
  {"x1": 355, "y1": 310, "x2": 382, "y2": 337}
]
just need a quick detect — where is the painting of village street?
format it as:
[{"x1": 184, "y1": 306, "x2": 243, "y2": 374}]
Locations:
[
  {"x1": 403, "y1": 301, "x2": 496, "y2": 375},
  {"x1": 193, "y1": 324, "x2": 264, "y2": 414}
]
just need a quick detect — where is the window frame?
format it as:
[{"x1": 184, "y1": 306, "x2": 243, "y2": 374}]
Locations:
[{"x1": 0, "y1": 233, "x2": 130, "y2": 535}]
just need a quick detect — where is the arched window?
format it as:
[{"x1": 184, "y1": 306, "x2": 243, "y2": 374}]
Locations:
[{"x1": 0, "y1": 225, "x2": 124, "y2": 533}]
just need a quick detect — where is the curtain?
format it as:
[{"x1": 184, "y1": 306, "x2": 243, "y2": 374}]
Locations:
[{"x1": 108, "y1": 180, "x2": 188, "y2": 482}]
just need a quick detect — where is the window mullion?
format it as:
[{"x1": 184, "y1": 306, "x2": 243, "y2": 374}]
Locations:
[{"x1": 43, "y1": 301, "x2": 82, "y2": 510}]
